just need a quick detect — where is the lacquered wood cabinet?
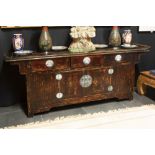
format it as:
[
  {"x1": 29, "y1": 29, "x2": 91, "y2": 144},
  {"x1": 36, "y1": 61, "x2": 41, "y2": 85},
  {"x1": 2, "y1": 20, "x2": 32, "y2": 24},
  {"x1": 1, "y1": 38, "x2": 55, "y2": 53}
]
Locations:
[{"x1": 5, "y1": 44, "x2": 150, "y2": 116}]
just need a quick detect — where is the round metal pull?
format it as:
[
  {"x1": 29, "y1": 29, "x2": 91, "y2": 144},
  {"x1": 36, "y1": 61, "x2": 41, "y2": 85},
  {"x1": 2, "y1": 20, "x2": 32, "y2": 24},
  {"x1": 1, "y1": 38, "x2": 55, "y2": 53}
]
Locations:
[
  {"x1": 83, "y1": 57, "x2": 91, "y2": 65},
  {"x1": 56, "y1": 74, "x2": 62, "y2": 80},
  {"x1": 45, "y1": 60, "x2": 54, "y2": 68},
  {"x1": 115, "y1": 55, "x2": 122, "y2": 62},
  {"x1": 56, "y1": 93, "x2": 63, "y2": 99},
  {"x1": 108, "y1": 85, "x2": 113, "y2": 92},
  {"x1": 108, "y1": 68, "x2": 114, "y2": 75}
]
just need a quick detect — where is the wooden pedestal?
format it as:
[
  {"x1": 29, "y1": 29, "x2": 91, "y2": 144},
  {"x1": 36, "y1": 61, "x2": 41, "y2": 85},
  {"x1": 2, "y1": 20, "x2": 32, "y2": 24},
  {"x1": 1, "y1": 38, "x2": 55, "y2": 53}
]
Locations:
[{"x1": 137, "y1": 71, "x2": 155, "y2": 95}]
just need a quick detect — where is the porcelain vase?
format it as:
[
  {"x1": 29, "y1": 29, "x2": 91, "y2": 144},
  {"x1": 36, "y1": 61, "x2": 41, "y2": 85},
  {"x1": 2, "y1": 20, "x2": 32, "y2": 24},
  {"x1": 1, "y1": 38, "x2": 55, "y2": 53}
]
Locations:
[
  {"x1": 109, "y1": 26, "x2": 121, "y2": 48},
  {"x1": 12, "y1": 34, "x2": 24, "y2": 51},
  {"x1": 39, "y1": 26, "x2": 52, "y2": 52},
  {"x1": 122, "y1": 29, "x2": 132, "y2": 45}
]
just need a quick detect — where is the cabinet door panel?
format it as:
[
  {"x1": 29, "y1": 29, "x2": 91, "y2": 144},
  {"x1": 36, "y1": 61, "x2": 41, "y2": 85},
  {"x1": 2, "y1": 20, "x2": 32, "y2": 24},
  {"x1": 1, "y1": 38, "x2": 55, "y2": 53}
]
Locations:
[
  {"x1": 115, "y1": 64, "x2": 135, "y2": 98},
  {"x1": 55, "y1": 67, "x2": 116, "y2": 101}
]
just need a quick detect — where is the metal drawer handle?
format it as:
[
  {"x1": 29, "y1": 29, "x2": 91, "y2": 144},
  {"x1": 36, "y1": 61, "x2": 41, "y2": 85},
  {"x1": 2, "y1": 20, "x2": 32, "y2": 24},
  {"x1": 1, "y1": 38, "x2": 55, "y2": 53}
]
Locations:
[
  {"x1": 45, "y1": 60, "x2": 54, "y2": 68},
  {"x1": 108, "y1": 68, "x2": 114, "y2": 75},
  {"x1": 56, "y1": 74, "x2": 62, "y2": 80},
  {"x1": 83, "y1": 57, "x2": 91, "y2": 65},
  {"x1": 115, "y1": 55, "x2": 122, "y2": 62},
  {"x1": 56, "y1": 92, "x2": 63, "y2": 99},
  {"x1": 108, "y1": 85, "x2": 113, "y2": 92}
]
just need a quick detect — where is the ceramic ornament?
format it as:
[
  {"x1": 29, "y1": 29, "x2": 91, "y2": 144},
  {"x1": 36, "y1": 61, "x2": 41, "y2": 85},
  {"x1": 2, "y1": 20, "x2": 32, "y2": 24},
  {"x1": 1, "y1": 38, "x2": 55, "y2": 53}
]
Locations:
[{"x1": 68, "y1": 26, "x2": 96, "y2": 53}]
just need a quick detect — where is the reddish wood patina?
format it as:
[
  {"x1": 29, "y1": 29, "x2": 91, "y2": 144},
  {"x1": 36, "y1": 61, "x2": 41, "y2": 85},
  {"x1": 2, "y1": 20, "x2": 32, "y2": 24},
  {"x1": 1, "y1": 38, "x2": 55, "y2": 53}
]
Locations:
[{"x1": 5, "y1": 44, "x2": 150, "y2": 116}]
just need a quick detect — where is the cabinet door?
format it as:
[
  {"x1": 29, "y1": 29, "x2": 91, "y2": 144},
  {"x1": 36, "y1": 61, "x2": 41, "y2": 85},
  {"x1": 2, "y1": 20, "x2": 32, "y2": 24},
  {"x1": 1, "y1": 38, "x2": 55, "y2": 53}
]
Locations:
[
  {"x1": 115, "y1": 64, "x2": 135, "y2": 99},
  {"x1": 65, "y1": 69, "x2": 105, "y2": 97},
  {"x1": 54, "y1": 67, "x2": 116, "y2": 101},
  {"x1": 77, "y1": 68, "x2": 115, "y2": 96}
]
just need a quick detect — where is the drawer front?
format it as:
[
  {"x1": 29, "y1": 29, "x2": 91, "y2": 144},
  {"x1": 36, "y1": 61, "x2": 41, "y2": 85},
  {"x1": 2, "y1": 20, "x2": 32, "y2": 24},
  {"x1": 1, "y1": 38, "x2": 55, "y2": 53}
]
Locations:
[
  {"x1": 30, "y1": 57, "x2": 70, "y2": 72},
  {"x1": 103, "y1": 53, "x2": 136, "y2": 66},
  {"x1": 71, "y1": 55, "x2": 102, "y2": 69}
]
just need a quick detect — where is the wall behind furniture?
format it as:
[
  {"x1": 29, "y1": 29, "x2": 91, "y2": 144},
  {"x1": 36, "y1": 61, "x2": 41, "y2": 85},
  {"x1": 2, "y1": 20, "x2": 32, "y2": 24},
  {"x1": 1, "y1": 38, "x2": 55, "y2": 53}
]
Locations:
[{"x1": 0, "y1": 26, "x2": 154, "y2": 106}]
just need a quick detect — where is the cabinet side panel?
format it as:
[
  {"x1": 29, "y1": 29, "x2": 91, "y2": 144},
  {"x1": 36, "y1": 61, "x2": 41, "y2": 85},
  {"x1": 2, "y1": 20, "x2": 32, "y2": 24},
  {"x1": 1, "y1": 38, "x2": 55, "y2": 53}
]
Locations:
[{"x1": 26, "y1": 72, "x2": 56, "y2": 115}]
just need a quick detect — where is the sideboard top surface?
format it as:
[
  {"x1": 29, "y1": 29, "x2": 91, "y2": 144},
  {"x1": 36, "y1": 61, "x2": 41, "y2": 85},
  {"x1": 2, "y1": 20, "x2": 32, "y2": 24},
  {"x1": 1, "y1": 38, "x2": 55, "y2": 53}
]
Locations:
[{"x1": 5, "y1": 44, "x2": 150, "y2": 62}]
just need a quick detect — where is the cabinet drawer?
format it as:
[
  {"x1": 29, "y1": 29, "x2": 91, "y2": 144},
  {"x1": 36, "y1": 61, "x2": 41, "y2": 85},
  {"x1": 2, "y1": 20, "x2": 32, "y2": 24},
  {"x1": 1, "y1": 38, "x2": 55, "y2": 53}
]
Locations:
[
  {"x1": 103, "y1": 53, "x2": 135, "y2": 66},
  {"x1": 71, "y1": 55, "x2": 102, "y2": 69},
  {"x1": 30, "y1": 57, "x2": 70, "y2": 72}
]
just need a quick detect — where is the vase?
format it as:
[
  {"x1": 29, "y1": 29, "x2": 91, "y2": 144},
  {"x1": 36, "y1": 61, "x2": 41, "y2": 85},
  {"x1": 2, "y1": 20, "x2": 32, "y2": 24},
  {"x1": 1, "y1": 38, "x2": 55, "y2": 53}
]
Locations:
[
  {"x1": 122, "y1": 29, "x2": 132, "y2": 45},
  {"x1": 39, "y1": 26, "x2": 52, "y2": 52},
  {"x1": 109, "y1": 26, "x2": 121, "y2": 48},
  {"x1": 12, "y1": 34, "x2": 24, "y2": 51}
]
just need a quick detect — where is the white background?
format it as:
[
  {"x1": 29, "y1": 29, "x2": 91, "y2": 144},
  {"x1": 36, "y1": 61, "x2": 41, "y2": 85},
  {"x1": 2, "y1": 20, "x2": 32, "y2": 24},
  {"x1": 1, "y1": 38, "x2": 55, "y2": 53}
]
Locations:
[{"x1": 0, "y1": 0, "x2": 155, "y2": 26}]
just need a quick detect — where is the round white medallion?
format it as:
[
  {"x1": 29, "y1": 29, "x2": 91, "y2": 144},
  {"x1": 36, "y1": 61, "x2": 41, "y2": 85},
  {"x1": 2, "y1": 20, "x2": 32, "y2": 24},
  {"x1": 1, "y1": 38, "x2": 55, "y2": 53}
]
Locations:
[
  {"x1": 56, "y1": 92, "x2": 63, "y2": 99},
  {"x1": 115, "y1": 55, "x2": 122, "y2": 62},
  {"x1": 56, "y1": 74, "x2": 62, "y2": 80},
  {"x1": 108, "y1": 68, "x2": 114, "y2": 75},
  {"x1": 80, "y1": 75, "x2": 92, "y2": 88},
  {"x1": 83, "y1": 57, "x2": 91, "y2": 65},
  {"x1": 108, "y1": 85, "x2": 113, "y2": 92},
  {"x1": 45, "y1": 60, "x2": 54, "y2": 68}
]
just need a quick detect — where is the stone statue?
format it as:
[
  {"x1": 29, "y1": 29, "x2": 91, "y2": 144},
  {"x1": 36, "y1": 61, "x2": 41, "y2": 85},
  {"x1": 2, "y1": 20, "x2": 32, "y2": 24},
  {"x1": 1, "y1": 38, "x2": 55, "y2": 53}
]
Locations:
[{"x1": 68, "y1": 26, "x2": 96, "y2": 53}]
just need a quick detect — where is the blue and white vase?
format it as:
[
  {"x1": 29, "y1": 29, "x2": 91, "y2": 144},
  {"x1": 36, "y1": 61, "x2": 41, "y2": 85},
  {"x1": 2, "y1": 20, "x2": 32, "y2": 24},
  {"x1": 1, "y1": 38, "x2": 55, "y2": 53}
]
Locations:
[
  {"x1": 12, "y1": 34, "x2": 24, "y2": 51},
  {"x1": 122, "y1": 29, "x2": 132, "y2": 45}
]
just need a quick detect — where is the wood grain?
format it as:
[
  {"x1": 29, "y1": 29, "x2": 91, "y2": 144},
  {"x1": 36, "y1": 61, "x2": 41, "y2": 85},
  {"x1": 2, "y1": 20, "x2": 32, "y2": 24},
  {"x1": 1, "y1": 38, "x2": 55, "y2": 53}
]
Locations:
[{"x1": 6, "y1": 45, "x2": 150, "y2": 116}]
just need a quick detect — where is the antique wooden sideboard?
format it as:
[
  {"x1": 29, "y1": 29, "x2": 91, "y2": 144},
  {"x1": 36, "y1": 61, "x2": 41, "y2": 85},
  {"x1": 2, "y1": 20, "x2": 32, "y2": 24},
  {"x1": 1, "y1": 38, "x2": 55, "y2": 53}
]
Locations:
[{"x1": 5, "y1": 44, "x2": 150, "y2": 116}]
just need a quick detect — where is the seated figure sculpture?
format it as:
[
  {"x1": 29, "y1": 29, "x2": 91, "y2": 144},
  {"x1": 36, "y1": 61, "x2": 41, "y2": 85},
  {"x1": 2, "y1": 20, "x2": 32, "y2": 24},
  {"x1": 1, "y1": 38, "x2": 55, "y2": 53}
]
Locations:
[{"x1": 68, "y1": 26, "x2": 96, "y2": 53}]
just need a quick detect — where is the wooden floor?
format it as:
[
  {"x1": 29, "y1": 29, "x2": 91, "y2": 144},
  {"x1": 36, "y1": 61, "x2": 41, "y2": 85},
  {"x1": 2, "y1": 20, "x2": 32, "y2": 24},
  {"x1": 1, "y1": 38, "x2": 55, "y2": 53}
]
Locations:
[{"x1": 0, "y1": 92, "x2": 155, "y2": 128}]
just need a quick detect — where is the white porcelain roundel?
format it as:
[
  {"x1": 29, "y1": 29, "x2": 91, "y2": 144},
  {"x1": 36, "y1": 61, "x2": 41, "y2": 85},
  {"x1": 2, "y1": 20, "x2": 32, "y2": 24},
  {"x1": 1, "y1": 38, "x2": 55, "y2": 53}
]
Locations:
[
  {"x1": 108, "y1": 85, "x2": 113, "y2": 92},
  {"x1": 80, "y1": 75, "x2": 92, "y2": 88},
  {"x1": 45, "y1": 60, "x2": 54, "y2": 67},
  {"x1": 108, "y1": 68, "x2": 114, "y2": 75},
  {"x1": 56, "y1": 92, "x2": 63, "y2": 99},
  {"x1": 83, "y1": 57, "x2": 91, "y2": 65},
  {"x1": 56, "y1": 74, "x2": 62, "y2": 80},
  {"x1": 115, "y1": 55, "x2": 122, "y2": 62}
]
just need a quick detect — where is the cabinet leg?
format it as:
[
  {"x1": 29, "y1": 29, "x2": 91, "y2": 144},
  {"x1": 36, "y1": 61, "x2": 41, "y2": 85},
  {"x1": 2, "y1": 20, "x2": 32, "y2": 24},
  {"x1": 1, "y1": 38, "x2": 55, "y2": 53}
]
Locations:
[
  {"x1": 128, "y1": 94, "x2": 133, "y2": 100},
  {"x1": 115, "y1": 92, "x2": 134, "y2": 101},
  {"x1": 27, "y1": 112, "x2": 34, "y2": 117}
]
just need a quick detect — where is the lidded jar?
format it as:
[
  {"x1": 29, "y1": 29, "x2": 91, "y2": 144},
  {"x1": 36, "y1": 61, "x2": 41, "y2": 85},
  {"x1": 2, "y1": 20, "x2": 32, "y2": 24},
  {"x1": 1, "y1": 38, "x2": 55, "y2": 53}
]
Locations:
[
  {"x1": 12, "y1": 34, "x2": 24, "y2": 51},
  {"x1": 109, "y1": 26, "x2": 121, "y2": 48},
  {"x1": 122, "y1": 29, "x2": 132, "y2": 45},
  {"x1": 39, "y1": 26, "x2": 52, "y2": 52}
]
